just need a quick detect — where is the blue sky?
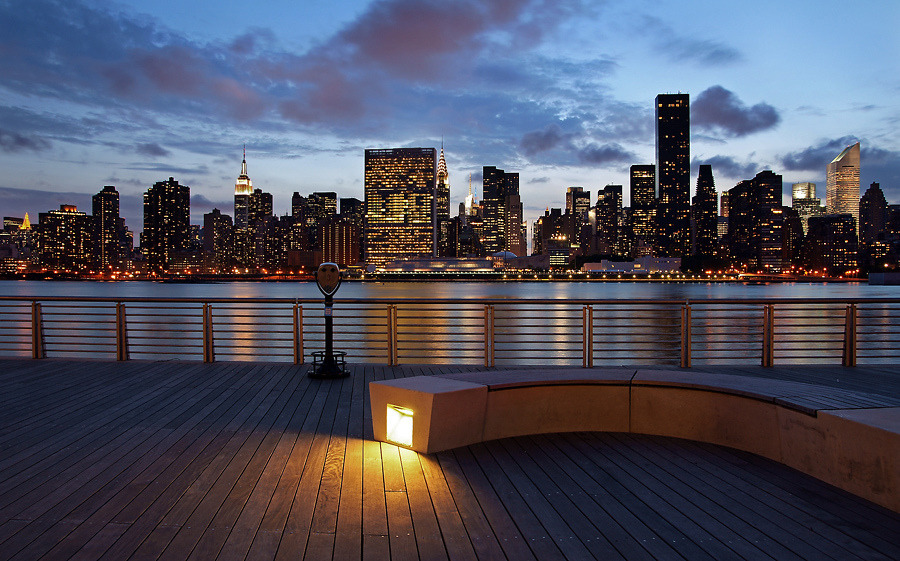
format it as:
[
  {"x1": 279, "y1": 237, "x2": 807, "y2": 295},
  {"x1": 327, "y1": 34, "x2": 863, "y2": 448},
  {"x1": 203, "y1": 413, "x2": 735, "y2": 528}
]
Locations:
[{"x1": 1, "y1": 0, "x2": 898, "y2": 234}]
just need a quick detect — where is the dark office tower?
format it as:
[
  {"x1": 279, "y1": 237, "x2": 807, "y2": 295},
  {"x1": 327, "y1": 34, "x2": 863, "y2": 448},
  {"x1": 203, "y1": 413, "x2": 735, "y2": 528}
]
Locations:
[
  {"x1": 781, "y1": 206, "x2": 803, "y2": 268},
  {"x1": 92, "y1": 185, "x2": 122, "y2": 270},
  {"x1": 37, "y1": 205, "x2": 94, "y2": 271},
  {"x1": 726, "y1": 180, "x2": 752, "y2": 266},
  {"x1": 291, "y1": 192, "x2": 307, "y2": 220},
  {"x1": 803, "y1": 214, "x2": 858, "y2": 274},
  {"x1": 595, "y1": 185, "x2": 623, "y2": 255},
  {"x1": 726, "y1": 171, "x2": 784, "y2": 272},
  {"x1": 249, "y1": 188, "x2": 273, "y2": 224},
  {"x1": 436, "y1": 145, "x2": 452, "y2": 257},
  {"x1": 234, "y1": 148, "x2": 252, "y2": 230},
  {"x1": 692, "y1": 165, "x2": 718, "y2": 258},
  {"x1": 305, "y1": 191, "x2": 337, "y2": 250},
  {"x1": 321, "y1": 215, "x2": 361, "y2": 268},
  {"x1": 655, "y1": 93, "x2": 691, "y2": 257},
  {"x1": 203, "y1": 208, "x2": 233, "y2": 267},
  {"x1": 143, "y1": 177, "x2": 190, "y2": 272},
  {"x1": 565, "y1": 187, "x2": 591, "y2": 252},
  {"x1": 482, "y1": 166, "x2": 522, "y2": 255},
  {"x1": 629, "y1": 164, "x2": 656, "y2": 256},
  {"x1": 364, "y1": 148, "x2": 436, "y2": 267},
  {"x1": 752, "y1": 170, "x2": 784, "y2": 272},
  {"x1": 859, "y1": 182, "x2": 888, "y2": 266}
]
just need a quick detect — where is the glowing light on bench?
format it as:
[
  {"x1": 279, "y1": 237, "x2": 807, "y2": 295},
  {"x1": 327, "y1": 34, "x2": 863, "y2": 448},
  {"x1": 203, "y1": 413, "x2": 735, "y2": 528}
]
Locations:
[{"x1": 386, "y1": 404, "x2": 414, "y2": 447}]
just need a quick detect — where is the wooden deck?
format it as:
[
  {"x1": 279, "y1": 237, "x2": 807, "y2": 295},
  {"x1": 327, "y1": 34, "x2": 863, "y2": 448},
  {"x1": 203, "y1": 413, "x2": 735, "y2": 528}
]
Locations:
[{"x1": 0, "y1": 359, "x2": 898, "y2": 561}]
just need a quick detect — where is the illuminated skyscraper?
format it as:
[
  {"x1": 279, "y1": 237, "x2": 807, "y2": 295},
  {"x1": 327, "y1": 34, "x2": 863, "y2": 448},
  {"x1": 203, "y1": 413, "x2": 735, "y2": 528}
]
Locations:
[
  {"x1": 791, "y1": 182, "x2": 824, "y2": 234},
  {"x1": 92, "y1": 185, "x2": 122, "y2": 270},
  {"x1": 655, "y1": 93, "x2": 691, "y2": 257},
  {"x1": 364, "y1": 148, "x2": 436, "y2": 267},
  {"x1": 143, "y1": 177, "x2": 190, "y2": 272},
  {"x1": 234, "y1": 147, "x2": 253, "y2": 230},
  {"x1": 37, "y1": 205, "x2": 93, "y2": 271},
  {"x1": 826, "y1": 142, "x2": 860, "y2": 233},
  {"x1": 630, "y1": 164, "x2": 656, "y2": 251},
  {"x1": 436, "y1": 145, "x2": 452, "y2": 256},
  {"x1": 692, "y1": 165, "x2": 718, "y2": 258}
]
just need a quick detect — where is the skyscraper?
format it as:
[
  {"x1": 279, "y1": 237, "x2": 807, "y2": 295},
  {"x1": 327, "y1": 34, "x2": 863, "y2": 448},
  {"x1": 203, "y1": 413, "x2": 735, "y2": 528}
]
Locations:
[
  {"x1": 692, "y1": 165, "x2": 718, "y2": 258},
  {"x1": 859, "y1": 182, "x2": 888, "y2": 266},
  {"x1": 482, "y1": 166, "x2": 523, "y2": 255},
  {"x1": 791, "y1": 182, "x2": 824, "y2": 234},
  {"x1": 37, "y1": 205, "x2": 93, "y2": 272},
  {"x1": 630, "y1": 164, "x2": 656, "y2": 255},
  {"x1": 655, "y1": 93, "x2": 691, "y2": 257},
  {"x1": 826, "y1": 142, "x2": 860, "y2": 233},
  {"x1": 143, "y1": 177, "x2": 190, "y2": 272},
  {"x1": 92, "y1": 185, "x2": 122, "y2": 270},
  {"x1": 234, "y1": 147, "x2": 252, "y2": 230},
  {"x1": 726, "y1": 171, "x2": 783, "y2": 271},
  {"x1": 436, "y1": 145, "x2": 452, "y2": 257},
  {"x1": 596, "y1": 185, "x2": 623, "y2": 256},
  {"x1": 364, "y1": 148, "x2": 436, "y2": 267}
]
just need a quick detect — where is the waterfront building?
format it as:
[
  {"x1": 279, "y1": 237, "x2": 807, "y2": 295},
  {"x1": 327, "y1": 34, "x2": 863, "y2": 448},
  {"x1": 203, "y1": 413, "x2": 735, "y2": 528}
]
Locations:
[
  {"x1": 234, "y1": 148, "x2": 252, "y2": 230},
  {"x1": 781, "y1": 206, "x2": 803, "y2": 269},
  {"x1": 565, "y1": 186, "x2": 591, "y2": 252},
  {"x1": 726, "y1": 170, "x2": 784, "y2": 272},
  {"x1": 859, "y1": 182, "x2": 889, "y2": 267},
  {"x1": 803, "y1": 214, "x2": 858, "y2": 274},
  {"x1": 322, "y1": 215, "x2": 361, "y2": 268},
  {"x1": 791, "y1": 182, "x2": 824, "y2": 234},
  {"x1": 143, "y1": 177, "x2": 190, "y2": 272},
  {"x1": 655, "y1": 93, "x2": 691, "y2": 257},
  {"x1": 202, "y1": 208, "x2": 233, "y2": 269},
  {"x1": 595, "y1": 185, "x2": 623, "y2": 256},
  {"x1": 92, "y1": 185, "x2": 122, "y2": 271},
  {"x1": 37, "y1": 205, "x2": 93, "y2": 272},
  {"x1": 532, "y1": 208, "x2": 565, "y2": 257},
  {"x1": 692, "y1": 165, "x2": 718, "y2": 258},
  {"x1": 630, "y1": 165, "x2": 656, "y2": 255},
  {"x1": 826, "y1": 142, "x2": 860, "y2": 234},
  {"x1": 364, "y1": 147, "x2": 437, "y2": 267},
  {"x1": 482, "y1": 166, "x2": 524, "y2": 256}
]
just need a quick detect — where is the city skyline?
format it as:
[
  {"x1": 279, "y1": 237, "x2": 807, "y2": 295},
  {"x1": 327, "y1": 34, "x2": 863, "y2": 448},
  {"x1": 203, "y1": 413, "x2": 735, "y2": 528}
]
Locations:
[{"x1": 1, "y1": 0, "x2": 898, "y2": 232}]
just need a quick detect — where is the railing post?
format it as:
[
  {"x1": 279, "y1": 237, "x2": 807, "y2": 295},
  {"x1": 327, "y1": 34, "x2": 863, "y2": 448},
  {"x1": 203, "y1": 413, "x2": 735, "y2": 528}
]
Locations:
[
  {"x1": 293, "y1": 303, "x2": 303, "y2": 365},
  {"x1": 31, "y1": 301, "x2": 45, "y2": 359},
  {"x1": 116, "y1": 302, "x2": 129, "y2": 361},
  {"x1": 583, "y1": 305, "x2": 593, "y2": 368},
  {"x1": 387, "y1": 304, "x2": 398, "y2": 366},
  {"x1": 203, "y1": 303, "x2": 215, "y2": 363},
  {"x1": 843, "y1": 303, "x2": 857, "y2": 367},
  {"x1": 484, "y1": 304, "x2": 494, "y2": 367},
  {"x1": 680, "y1": 303, "x2": 691, "y2": 368},
  {"x1": 762, "y1": 304, "x2": 775, "y2": 367}
]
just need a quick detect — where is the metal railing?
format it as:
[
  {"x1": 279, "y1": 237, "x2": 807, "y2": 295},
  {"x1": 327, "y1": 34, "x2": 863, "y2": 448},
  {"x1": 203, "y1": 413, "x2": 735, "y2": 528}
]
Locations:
[{"x1": 1, "y1": 296, "x2": 897, "y2": 367}]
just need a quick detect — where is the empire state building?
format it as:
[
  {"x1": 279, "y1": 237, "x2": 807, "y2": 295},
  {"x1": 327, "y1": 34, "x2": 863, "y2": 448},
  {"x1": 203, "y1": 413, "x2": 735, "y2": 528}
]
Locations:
[{"x1": 234, "y1": 147, "x2": 253, "y2": 230}]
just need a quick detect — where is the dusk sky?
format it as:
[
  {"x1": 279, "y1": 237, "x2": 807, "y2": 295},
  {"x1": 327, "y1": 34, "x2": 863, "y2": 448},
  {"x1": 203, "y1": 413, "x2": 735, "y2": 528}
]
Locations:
[{"x1": 1, "y1": 0, "x2": 898, "y2": 234}]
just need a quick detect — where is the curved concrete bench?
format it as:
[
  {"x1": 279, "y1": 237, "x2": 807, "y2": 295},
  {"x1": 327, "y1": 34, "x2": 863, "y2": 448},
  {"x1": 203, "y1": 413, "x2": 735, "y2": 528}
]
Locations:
[{"x1": 369, "y1": 369, "x2": 900, "y2": 513}]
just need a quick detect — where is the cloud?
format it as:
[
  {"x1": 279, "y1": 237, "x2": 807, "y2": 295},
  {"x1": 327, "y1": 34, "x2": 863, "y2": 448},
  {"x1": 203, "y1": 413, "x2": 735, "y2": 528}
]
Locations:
[
  {"x1": 520, "y1": 125, "x2": 575, "y2": 156},
  {"x1": 692, "y1": 86, "x2": 780, "y2": 137},
  {"x1": 692, "y1": 155, "x2": 760, "y2": 180},
  {"x1": 780, "y1": 136, "x2": 857, "y2": 171},
  {"x1": 136, "y1": 143, "x2": 170, "y2": 157},
  {"x1": 641, "y1": 17, "x2": 742, "y2": 66},
  {"x1": 577, "y1": 143, "x2": 635, "y2": 166},
  {"x1": 0, "y1": 129, "x2": 51, "y2": 152}
]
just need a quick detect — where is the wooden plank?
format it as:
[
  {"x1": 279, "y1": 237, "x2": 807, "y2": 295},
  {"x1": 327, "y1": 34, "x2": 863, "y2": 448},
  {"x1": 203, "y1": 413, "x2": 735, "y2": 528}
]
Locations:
[
  {"x1": 385, "y1": 490, "x2": 418, "y2": 561},
  {"x1": 433, "y1": 451, "x2": 513, "y2": 561},
  {"x1": 416, "y1": 454, "x2": 479, "y2": 561},
  {"x1": 661, "y1": 437, "x2": 900, "y2": 561},
  {"x1": 399, "y1": 447, "x2": 448, "y2": 561},
  {"x1": 616, "y1": 433, "x2": 840, "y2": 561}
]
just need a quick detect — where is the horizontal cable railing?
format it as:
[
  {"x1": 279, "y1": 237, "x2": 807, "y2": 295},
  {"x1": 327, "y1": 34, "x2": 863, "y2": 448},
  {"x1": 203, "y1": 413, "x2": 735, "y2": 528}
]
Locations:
[{"x1": 0, "y1": 296, "x2": 897, "y2": 367}]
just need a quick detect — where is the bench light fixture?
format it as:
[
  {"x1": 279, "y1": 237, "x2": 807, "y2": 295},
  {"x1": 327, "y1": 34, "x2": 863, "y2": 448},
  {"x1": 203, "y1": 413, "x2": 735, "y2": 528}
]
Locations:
[{"x1": 386, "y1": 404, "x2": 414, "y2": 447}]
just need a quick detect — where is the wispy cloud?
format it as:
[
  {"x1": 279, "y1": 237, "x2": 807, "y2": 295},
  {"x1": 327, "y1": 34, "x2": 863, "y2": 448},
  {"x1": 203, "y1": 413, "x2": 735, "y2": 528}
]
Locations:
[{"x1": 0, "y1": 129, "x2": 51, "y2": 152}]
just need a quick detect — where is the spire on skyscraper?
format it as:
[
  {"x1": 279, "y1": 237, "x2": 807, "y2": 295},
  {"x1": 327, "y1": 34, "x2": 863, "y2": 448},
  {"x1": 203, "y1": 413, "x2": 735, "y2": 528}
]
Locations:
[{"x1": 437, "y1": 145, "x2": 448, "y2": 182}]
